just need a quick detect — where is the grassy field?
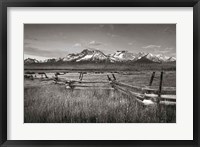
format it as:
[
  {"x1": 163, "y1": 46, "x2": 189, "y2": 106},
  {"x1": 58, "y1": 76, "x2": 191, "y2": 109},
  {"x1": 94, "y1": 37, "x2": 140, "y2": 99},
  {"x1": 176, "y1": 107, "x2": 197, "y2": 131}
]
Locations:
[
  {"x1": 24, "y1": 71, "x2": 176, "y2": 123},
  {"x1": 25, "y1": 71, "x2": 176, "y2": 87},
  {"x1": 25, "y1": 62, "x2": 176, "y2": 71}
]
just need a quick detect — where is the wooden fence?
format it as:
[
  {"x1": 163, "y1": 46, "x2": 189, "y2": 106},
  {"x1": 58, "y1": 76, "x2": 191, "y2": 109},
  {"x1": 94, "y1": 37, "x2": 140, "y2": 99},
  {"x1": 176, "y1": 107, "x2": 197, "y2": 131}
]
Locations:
[{"x1": 25, "y1": 71, "x2": 176, "y2": 106}]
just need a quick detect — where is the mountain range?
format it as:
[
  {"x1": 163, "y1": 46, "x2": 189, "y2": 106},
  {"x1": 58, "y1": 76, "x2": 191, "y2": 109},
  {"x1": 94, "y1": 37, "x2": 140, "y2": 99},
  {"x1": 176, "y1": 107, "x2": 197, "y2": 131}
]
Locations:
[{"x1": 24, "y1": 48, "x2": 176, "y2": 64}]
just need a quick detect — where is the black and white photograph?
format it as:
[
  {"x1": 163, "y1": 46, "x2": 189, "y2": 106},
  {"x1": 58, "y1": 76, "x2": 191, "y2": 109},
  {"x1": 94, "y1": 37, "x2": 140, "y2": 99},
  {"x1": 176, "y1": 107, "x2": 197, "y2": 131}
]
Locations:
[{"x1": 24, "y1": 24, "x2": 176, "y2": 123}]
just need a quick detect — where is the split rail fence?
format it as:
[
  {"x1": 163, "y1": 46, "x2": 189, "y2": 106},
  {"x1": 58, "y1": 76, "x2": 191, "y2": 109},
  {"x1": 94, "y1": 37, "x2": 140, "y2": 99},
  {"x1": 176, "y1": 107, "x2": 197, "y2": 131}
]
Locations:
[{"x1": 24, "y1": 71, "x2": 176, "y2": 106}]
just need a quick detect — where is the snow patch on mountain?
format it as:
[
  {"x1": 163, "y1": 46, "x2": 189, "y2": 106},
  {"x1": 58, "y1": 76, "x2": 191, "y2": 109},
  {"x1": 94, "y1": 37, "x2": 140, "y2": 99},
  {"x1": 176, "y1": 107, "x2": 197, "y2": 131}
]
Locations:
[
  {"x1": 76, "y1": 49, "x2": 108, "y2": 62},
  {"x1": 109, "y1": 51, "x2": 136, "y2": 61}
]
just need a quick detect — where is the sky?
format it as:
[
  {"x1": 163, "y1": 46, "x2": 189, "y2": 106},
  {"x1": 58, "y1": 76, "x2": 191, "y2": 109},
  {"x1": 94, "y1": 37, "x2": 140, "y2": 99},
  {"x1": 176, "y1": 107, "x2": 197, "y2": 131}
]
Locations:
[{"x1": 24, "y1": 24, "x2": 176, "y2": 60}]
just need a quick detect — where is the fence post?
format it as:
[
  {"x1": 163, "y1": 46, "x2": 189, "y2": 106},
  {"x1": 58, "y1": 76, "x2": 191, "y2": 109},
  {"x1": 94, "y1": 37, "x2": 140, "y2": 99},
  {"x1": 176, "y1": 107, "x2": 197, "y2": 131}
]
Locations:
[
  {"x1": 79, "y1": 72, "x2": 81, "y2": 79},
  {"x1": 112, "y1": 74, "x2": 116, "y2": 81},
  {"x1": 79, "y1": 72, "x2": 84, "y2": 82},
  {"x1": 107, "y1": 75, "x2": 111, "y2": 81},
  {"x1": 158, "y1": 71, "x2": 163, "y2": 100},
  {"x1": 44, "y1": 73, "x2": 48, "y2": 78},
  {"x1": 157, "y1": 71, "x2": 163, "y2": 122},
  {"x1": 149, "y1": 71, "x2": 155, "y2": 86},
  {"x1": 81, "y1": 73, "x2": 84, "y2": 81}
]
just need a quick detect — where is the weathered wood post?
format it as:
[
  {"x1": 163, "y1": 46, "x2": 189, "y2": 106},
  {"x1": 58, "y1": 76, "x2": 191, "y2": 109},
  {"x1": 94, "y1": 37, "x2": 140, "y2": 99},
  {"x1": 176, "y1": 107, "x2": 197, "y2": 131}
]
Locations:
[
  {"x1": 157, "y1": 71, "x2": 163, "y2": 122},
  {"x1": 112, "y1": 74, "x2": 116, "y2": 81},
  {"x1": 38, "y1": 72, "x2": 48, "y2": 78},
  {"x1": 54, "y1": 72, "x2": 59, "y2": 83},
  {"x1": 44, "y1": 73, "x2": 48, "y2": 78},
  {"x1": 79, "y1": 72, "x2": 81, "y2": 80},
  {"x1": 149, "y1": 71, "x2": 155, "y2": 86},
  {"x1": 158, "y1": 71, "x2": 163, "y2": 102},
  {"x1": 107, "y1": 75, "x2": 111, "y2": 81},
  {"x1": 80, "y1": 72, "x2": 84, "y2": 81}
]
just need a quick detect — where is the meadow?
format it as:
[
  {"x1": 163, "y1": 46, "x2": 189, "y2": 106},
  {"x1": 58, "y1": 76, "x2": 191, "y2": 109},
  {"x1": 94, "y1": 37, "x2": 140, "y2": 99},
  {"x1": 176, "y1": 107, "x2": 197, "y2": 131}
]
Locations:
[
  {"x1": 25, "y1": 61, "x2": 176, "y2": 71},
  {"x1": 24, "y1": 71, "x2": 176, "y2": 123}
]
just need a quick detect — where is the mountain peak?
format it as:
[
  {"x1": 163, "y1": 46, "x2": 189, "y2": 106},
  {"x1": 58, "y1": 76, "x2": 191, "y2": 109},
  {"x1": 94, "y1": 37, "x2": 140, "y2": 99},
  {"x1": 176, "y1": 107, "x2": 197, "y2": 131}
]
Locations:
[
  {"x1": 25, "y1": 49, "x2": 176, "y2": 64},
  {"x1": 82, "y1": 48, "x2": 97, "y2": 52},
  {"x1": 24, "y1": 58, "x2": 39, "y2": 64},
  {"x1": 109, "y1": 50, "x2": 136, "y2": 62},
  {"x1": 167, "y1": 57, "x2": 176, "y2": 62}
]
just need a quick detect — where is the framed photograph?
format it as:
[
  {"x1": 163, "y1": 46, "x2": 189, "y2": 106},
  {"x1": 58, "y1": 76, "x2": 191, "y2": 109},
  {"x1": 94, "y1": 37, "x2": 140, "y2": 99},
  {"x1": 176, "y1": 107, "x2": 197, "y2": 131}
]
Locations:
[{"x1": 0, "y1": 0, "x2": 199, "y2": 146}]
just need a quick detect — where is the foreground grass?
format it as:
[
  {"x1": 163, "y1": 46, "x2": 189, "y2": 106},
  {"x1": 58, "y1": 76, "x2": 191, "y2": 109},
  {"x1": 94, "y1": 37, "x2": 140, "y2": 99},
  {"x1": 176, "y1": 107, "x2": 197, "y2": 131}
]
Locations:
[{"x1": 24, "y1": 84, "x2": 176, "y2": 123}]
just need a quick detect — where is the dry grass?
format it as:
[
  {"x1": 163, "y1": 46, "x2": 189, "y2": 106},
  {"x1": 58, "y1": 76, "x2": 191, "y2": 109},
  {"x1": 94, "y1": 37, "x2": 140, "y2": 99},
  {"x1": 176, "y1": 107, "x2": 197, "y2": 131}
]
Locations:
[
  {"x1": 24, "y1": 83, "x2": 176, "y2": 123},
  {"x1": 25, "y1": 62, "x2": 176, "y2": 71}
]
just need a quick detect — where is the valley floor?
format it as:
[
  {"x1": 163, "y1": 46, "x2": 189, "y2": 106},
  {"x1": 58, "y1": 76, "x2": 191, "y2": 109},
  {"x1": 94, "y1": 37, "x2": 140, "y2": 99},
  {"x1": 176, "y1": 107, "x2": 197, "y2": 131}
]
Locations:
[{"x1": 24, "y1": 70, "x2": 176, "y2": 123}]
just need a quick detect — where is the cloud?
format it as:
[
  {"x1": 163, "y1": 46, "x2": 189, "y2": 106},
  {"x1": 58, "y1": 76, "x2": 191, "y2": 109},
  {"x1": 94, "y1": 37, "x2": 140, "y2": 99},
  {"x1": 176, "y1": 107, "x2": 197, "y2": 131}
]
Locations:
[
  {"x1": 72, "y1": 40, "x2": 105, "y2": 49},
  {"x1": 154, "y1": 47, "x2": 174, "y2": 52},
  {"x1": 128, "y1": 42, "x2": 133, "y2": 46},
  {"x1": 165, "y1": 47, "x2": 174, "y2": 51},
  {"x1": 163, "y1": 27, "x2": 175, "y2": 34},
  {"x1": 153, "y1": 47, "x2": 175, "y2": 56},
  {"x1": 25, "y1": 46, "x2": 53, "y2": 56},
  {"x1": 156, "y1": 50, "x2": 169, "y2": 54},
  {"x1": 24, "y1": 46, "x2": 67, "y2": 58},
  {"x1": 73, "y1": 43, "x2": 81, "y2": 47},
  {"x1": 106, "y1": 33, "x2": 119, "y2": 38},
  {"x1": 111, "y1": 34, "x2": 118, "y2": 38},
  {"x1": 88, "y1": 40, "x2": 103, "y2": 46},
  {"x1": 142, "y1": 45, "x2": 161, "y2": 49},
  {"x1": 142, "y1": 45, "x2": 175, "y2": 56}
]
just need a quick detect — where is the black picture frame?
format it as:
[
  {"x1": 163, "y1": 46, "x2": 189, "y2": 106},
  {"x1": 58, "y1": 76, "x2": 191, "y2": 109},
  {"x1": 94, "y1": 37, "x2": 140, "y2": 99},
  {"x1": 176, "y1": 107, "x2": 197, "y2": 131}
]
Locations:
[{"x1": 0, "y1": 0, "x2": 199, "y2": 146}]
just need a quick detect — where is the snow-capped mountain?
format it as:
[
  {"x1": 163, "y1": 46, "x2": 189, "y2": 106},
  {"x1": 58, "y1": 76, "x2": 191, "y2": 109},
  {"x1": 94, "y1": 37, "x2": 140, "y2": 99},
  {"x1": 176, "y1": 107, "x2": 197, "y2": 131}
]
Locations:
[
  {"x1": 63, "y1": 48, "x2": 108, "y2": 62},
  {"x1": 24, "y1": 49, "x2": 176, "y2": 64},
  {"x1": 24, "y1": 58, "x2": 39, "y2": 64},
  {"x1": 167, "y1": 57, "x2": 176, "y2": 62},
  {"x1": 141, "y1": 53, "x2": 172, "y2": 63},
  {"x1": 109, "y1": 51, "x2": 175, "y2": 63},
  {"x1": 134, "y1": 52, "x2": 147, "y2": 60},
  {"x1": 155, "y1": 54, "x2": 171, "y2": 62}
]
